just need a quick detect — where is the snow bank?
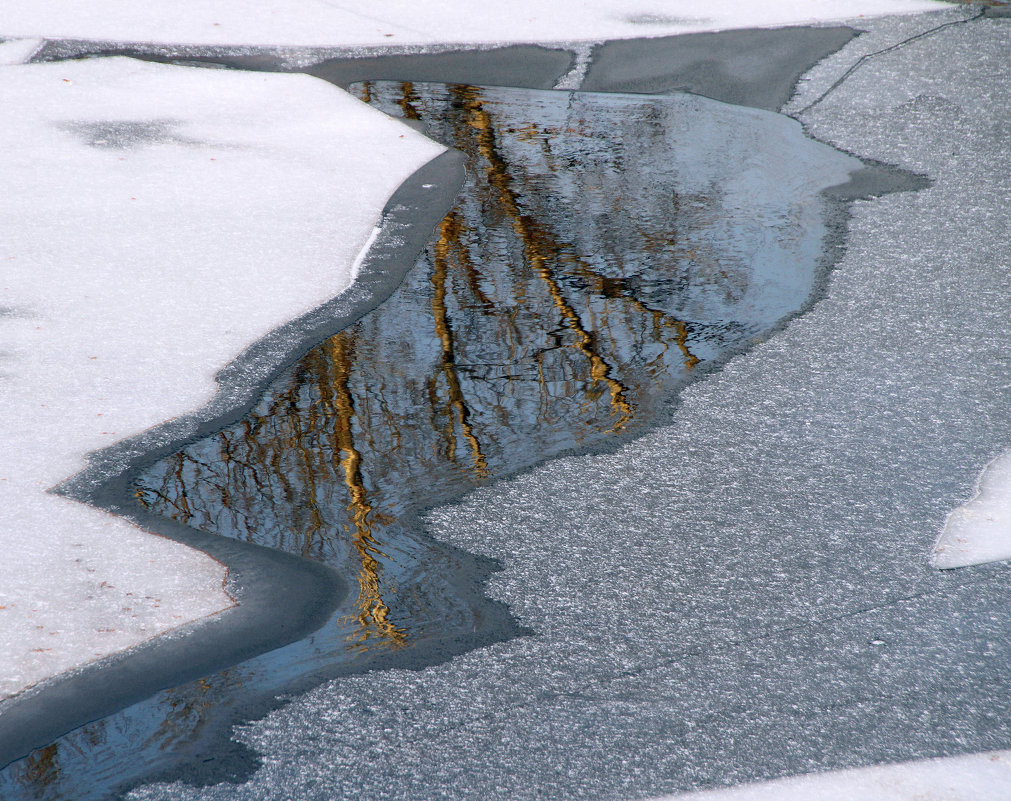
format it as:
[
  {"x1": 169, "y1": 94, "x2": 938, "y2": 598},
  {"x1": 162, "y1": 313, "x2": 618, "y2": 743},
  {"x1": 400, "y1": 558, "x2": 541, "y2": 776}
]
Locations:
[
  {"x1": 933, "y1": 450, "x2": 1011, "y2": 569},
  {"x1": 1, "y1": 0, "x2": 945, "y2": 48},
  {"x1": 0, "y1": 56, "x2": 443, "y2": 699},
  {"x1": 0, "y1": 38, "x2": 43, "y2": 65},
  {"x1": 652, "y1": 750, "x2": 1011, "y2": 800}
]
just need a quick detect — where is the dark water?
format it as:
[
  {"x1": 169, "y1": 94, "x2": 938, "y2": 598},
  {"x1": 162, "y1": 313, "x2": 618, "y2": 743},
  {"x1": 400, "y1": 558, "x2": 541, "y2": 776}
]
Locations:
[{"x1": 1, "y1": 82, "x2": 858, "y2": 799}]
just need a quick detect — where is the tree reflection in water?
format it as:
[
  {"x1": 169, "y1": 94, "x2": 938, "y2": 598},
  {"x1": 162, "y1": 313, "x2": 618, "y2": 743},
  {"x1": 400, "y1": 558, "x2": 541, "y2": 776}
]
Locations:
[
  {"x1": 3, "y1": 82, "x2": 857, "y2": 800},
  {"x1": 134, "y1": 82, "x2": 789, "y2": 650}
]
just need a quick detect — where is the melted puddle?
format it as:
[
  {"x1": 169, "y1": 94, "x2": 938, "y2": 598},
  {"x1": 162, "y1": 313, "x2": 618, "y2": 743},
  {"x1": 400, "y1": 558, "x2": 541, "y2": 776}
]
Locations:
[{"x1": 2, "y1": 82, "x2": 860, "y2": 798}]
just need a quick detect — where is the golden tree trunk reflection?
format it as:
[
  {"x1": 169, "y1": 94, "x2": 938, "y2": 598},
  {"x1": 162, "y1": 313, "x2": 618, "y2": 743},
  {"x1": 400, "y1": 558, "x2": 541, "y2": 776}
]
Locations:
[
  {"x1": 322, "y1": 333, "x2": 407, "y2": 649},
  {"x1": 136, "y1": 82, "x2": 759, "y2": 659}
]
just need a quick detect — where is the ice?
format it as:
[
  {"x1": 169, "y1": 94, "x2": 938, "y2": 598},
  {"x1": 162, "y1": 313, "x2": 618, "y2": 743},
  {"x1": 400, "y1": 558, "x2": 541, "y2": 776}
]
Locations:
[
  {"x1": 1, "y1": 0, "x2": 1007, "y2": 797},
  {"x1": 0, "y1": 56, "x2": 443, "y2": 699},
  {"x1": 123, "y1": 14, "x2": 1011, "y2": 801},
  {"x1": 1, "y1": 0, "x2": 944, "y2": 48},
  {"x1": 933, "y1": 450, "x2": 1011, "y2": 569},
  {"x1": 653, "y1": 750, "x2": 1011, "y2": 800}
]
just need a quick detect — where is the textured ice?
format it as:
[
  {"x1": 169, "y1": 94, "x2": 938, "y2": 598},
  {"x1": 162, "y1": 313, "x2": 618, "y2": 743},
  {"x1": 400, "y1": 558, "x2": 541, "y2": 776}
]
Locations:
[
  {"x1": 785, "y1": 0, "x2": 1011, "y2": 574},
  {"x1": 654, "y1": 750, "x2": 1011, "y2": 800},
  {"x1": 781, "y1": 4, "x2": 978, "y2": 117},
  {"x1": 124, "y1": 14, "x2": 1011, "y2": 801},
  {"x1": 0, "y1": 57, "x2": 443, "y2": 699},
  {"x1": 1, "y1": 0, "x2": 944, "y2": 48}
]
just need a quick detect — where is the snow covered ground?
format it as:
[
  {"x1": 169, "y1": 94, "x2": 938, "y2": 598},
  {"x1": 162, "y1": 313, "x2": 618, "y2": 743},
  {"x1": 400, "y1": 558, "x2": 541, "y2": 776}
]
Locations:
[
  {"x1": 656, "y1": 749, "x2": 1011, "y2": 800},
  {"x1": 122, "y1": 7, "x2": 1011, "y2": 800},
  {"x1": 0, "y1": 52, "x2": 442, "y2": 699},
  {"x1": 2, "y1": 0, "x2": 943, "y2": 48}
]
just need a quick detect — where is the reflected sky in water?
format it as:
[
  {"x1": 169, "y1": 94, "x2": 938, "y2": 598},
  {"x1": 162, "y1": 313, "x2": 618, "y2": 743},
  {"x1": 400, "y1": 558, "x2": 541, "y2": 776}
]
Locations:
[
  {"x1": 2, "y1": 83, "x2": 858, "y2": 799},
  {"x1": 137, "y1": 81, "x2": 853, "y2": 649}
]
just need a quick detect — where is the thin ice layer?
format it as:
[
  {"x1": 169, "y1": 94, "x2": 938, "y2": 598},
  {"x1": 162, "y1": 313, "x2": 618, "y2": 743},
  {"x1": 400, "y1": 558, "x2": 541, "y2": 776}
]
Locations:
[
  {"x1": 0, "y1": 56, "x2": 444, "y2": 699},
  {"x1": 1, "y1": 0, "x2": 944, "y2": 48}
]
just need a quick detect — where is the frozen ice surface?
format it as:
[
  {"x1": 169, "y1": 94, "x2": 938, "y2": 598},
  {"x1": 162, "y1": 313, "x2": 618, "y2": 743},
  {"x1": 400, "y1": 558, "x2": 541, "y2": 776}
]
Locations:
[
  {"x1": 782, "y1": 5, "x2": 978, "y2": 116},
  {"x1": 934, "y1": 451, "x2": 1011, "y2": 568},
  {"x1": 796, "y1": 13, "x2": 1011, "y2": 575},
  {"x1": 787, "y1": 5, "x2": 1011, "y2": 575},
  {"x1": 1, "y1": 0, "x2": 944, "y2": 48},
  {"x1": 0, "y1": 57, "x2": 443, "y2": 699},
  {"x1": 125, "y1": 14, "x2": 1011, "y2": 801},
  {"x1": 654, "y1": 750, "x2": 1011, "y2": 800}
]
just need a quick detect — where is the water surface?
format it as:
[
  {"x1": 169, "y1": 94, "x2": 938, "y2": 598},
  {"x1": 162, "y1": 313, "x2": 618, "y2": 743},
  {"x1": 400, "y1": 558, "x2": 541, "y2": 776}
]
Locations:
[
  {"x1": 137, "y1": 81, "x2": 855, "y2": 650},
  {"x1": 2, "y1": 81, "x2": 859, "y2": 799}
]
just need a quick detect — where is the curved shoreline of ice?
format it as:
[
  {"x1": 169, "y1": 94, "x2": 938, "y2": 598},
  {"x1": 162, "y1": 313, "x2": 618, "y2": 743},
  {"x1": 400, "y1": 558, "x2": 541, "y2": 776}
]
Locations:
[{"x1": 0, "y1": 55, "x2": 444, "y2": 702}]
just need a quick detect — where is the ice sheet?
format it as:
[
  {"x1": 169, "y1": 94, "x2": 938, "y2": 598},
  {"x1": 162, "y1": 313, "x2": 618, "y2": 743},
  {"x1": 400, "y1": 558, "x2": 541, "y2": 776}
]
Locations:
[
  {"x1": 783, "y1": 1, "x2": 1011, "y2": 575},
  {"x1": 0, "y1": 56, "x2": 443, "y2": 699},
  {"x1": 1, "y1": 0, "x2": 945, "y2": 48}
]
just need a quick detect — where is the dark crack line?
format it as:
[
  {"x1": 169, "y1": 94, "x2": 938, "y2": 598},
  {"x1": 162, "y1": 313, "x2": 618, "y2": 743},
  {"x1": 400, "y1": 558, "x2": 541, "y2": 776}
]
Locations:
[{"x1": 795, "y1": 7, "x2": 986, "y2": 117}]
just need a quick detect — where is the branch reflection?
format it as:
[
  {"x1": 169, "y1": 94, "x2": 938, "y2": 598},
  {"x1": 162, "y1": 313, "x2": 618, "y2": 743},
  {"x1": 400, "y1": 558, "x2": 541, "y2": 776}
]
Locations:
[{"x1": 135, "y1": 83, "x2": 800, "y2": 651}]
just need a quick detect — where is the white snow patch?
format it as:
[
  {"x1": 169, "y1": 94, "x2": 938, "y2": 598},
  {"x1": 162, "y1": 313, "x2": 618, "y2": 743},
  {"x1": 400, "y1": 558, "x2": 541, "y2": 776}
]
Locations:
[
  {"x1": 652, "y1": 750, "x2": 1011, "y2": 800},
  {"x1": 0, "y1": 37, "x2": 43, "y2": 65},
  {"x1": 933, "y1": 450, "x2": 1011, "y2": 569},
  {"x1": 0, "y1": 0, "x2": 947, "y2": 48},
  {"x1": 0, "y1": 56, "x2": 443, "y2": 699}
]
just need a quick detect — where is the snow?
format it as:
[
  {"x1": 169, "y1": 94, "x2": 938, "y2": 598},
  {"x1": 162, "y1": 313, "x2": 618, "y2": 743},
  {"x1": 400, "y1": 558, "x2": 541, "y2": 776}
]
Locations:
[
  {"x1": 0, "y1": 55, "x2": 443, "y2": 699},
  {"x1": 1, "y1": 0, "x2": 945, "y2": 48},
  {"x1": 653, "y1": 750, "x2": 1011, "y2": 800},
  {"x1": 933, "y1": 450, "x2": 1011, "y2": 569}
]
